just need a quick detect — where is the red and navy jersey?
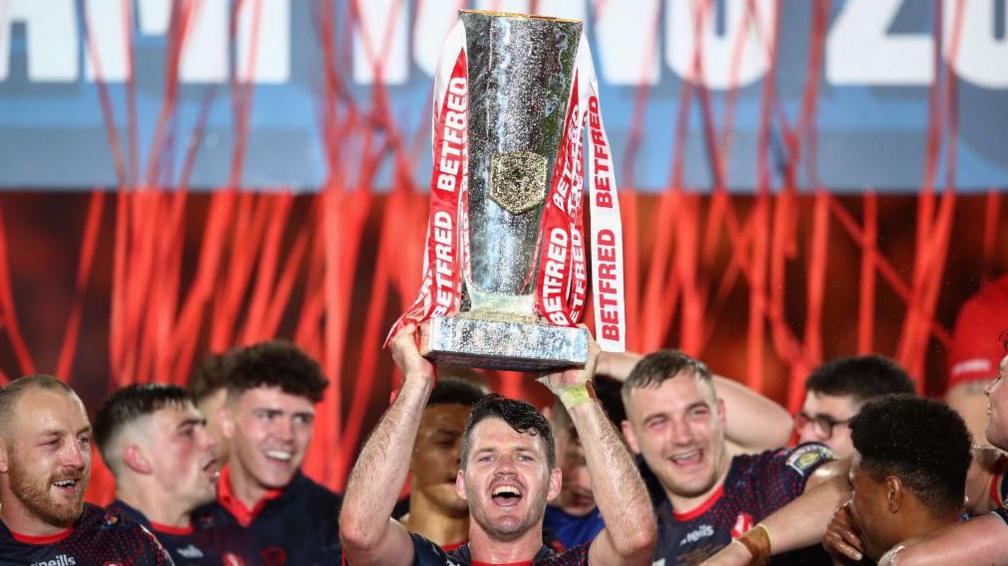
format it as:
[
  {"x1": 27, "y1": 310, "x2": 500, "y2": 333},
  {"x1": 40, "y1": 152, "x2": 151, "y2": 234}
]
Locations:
[
  {"x1": 651, "y1": 443, "x2": 834, "y2": 565},
  {"x1": 195, "y1": 470, "x2": 342, "y2": 565},
  {"x1": 410, "y1": 533, "x2": 590, "y2": 565},
  {"x1": 0, "y1": 503, "x2": 172, "y2": 566},
  {"x1": 109, "y1": 499, "x2": 260, "y2": 566}
]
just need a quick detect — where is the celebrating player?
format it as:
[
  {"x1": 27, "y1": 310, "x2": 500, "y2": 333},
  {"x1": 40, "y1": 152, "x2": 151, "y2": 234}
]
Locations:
[
  {"x1": 340, "y1": 323, "x2": 657, "y2": 565},
  {"x1": 0, "y1": 375, "x2": 171, "y2": 564},
  {"x1": 196, "y1": 339, "x2": 343, "y2": 563},
  {"x1": 93, "y1": 383, "x2": 258, "y2": 564}
]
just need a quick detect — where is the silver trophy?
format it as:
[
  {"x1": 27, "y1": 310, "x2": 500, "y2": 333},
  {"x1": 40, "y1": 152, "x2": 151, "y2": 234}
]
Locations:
[{"x1": 420, "y1": 10, "x2": 589, "y2": 371}]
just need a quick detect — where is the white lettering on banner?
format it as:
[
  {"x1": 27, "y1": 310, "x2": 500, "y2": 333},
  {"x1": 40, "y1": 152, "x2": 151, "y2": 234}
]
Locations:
[
  {"x1": 943, "y1": 0, "x2": 1008, "y2": 89},
  {"x1": 353, "y1": 0, "x2": 1008, "y2": 89},
  {"x1": 667, "y1": 0, "x2": 777, "y2": 88},
  {"x1": 828, "y1": 0, "x2": 933, "y2": 85},
  {"x1": 595, "y1": 228, "x2": 621, "y2": 343},
  {"x1": 432, "y1": 211, "x2": 454, "y2": 313},
  {"x1": 436, "y1": 77, "x2": 467, "y2": 193},
  {"x1": 0, "y1": 0, "x2": 77, "y2": 81},
  {"x1": 1, "y1": 0, "x2": 289, "y2": 83},
  {"x1": 542, "y1": 227, "x2": 571, "y2": 325},
  {"x1": 569, "y1": 227, "x2": 587, "y2": 315},
  {"x1": 353, "y1": 0, "x2": 408, "y2": 84}
]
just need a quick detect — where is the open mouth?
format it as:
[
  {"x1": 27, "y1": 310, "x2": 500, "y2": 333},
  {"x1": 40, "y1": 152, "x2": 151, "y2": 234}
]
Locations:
[
  {"x1": 264, "y1": 449, "x2": 293, "y2": 463},
  {"x1": 51, "y1": 478, "x2": 81, "y2": 495},
  {"x1": 668, "y1": 449, "x2": 704, "y2": 468},
  {"x1": 202, "y1": 458, "x2": 220, "y2": 478},
  {"x1": 490, "y1": 484, "x2": 523, "y2": 507}
]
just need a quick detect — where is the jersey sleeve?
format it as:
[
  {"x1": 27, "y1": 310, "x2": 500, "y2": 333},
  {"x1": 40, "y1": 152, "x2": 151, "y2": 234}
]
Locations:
[
  {"x1": 409, "y1": 532, "x2": 453, "y2": 565},
  {"x1": 753, "y1": 443, "x2": 835, "y2": 514},
  {"x1": 131, "y1": 525, "x2": 175, "y2": 565}
]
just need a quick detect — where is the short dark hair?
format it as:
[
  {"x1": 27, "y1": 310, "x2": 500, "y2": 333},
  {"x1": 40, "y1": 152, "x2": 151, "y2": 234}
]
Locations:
[
  {"x1": 227, "y1": 340, "x2": 329, "y2": 403},
  {"x1": 427, "y1": 377, "x2": 486, "y2": 408},
  {"x1": 93, "y1": 384, "x2": 192, "y2": 469},
  {"x1": 851, "y1": 395, "x2": 971, "y2": 516},
  {"x1": 459, "y1": 394, "x2": 555, "y2": 470},
  {"x1": 621, "y1": 349, "x2": 713, "y2": 408},
  {"x1": 805, "y1": 355, "x2": 916, "y2": 403},
  {"x1": 188, "y1": 351, "x2": 234, "y2": 404},
  {"x1": 0, "y1": 375, "x2": 77, "y2": 436}
]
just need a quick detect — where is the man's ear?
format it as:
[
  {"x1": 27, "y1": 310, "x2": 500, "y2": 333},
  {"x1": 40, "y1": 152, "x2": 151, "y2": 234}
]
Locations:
[
  {"x1": 122, "y1": 444, "x2": 152, "y2": 475},
  {"x1": 455, "y1": 469, "x2": 467, "y2": 501},
  {"x1": 621, "y1": 420, "x2": 641, "y2": 455},
  {"x1": 886, "y1": 476, "x2": 904, "y2": 513},
  {"x1": 546, "y1": 467, "x2": 562, "y2": 502},
  {"x1": 717, "y1": 398, "x2": 727, "y2": 427},
  {"x1": 219, "y1": 404, "x2": 236, "y2": 440},
  {"x1": 0, "y1": 442, "x2": 8, "y2": 473}
]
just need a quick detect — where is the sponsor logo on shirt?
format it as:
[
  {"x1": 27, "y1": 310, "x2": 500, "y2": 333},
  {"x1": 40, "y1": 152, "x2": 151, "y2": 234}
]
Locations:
[
  {"x1": 31, "y1": 556, "x2": 76, "y2": 566},
  {"x1": 786, "y1": 443, "x2": 834, "y2": 475},
  {"x1": 678, "y1": 523, "x2": 714, "y2": 545},
  {"x1": 176, "y1": 544, "x2": 205, "y2": 558},
  {"x1": 730, "y1": 513, "x2": 754, "y2": 539}
]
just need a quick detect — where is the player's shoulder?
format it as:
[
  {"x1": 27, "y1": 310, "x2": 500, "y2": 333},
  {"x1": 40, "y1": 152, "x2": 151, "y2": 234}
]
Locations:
[
  {"x1": 732, "y1": 442, "x2": 835, "y2": 479},
  {"x1": 76, "y1": 504, "x2": 171, "y2": 562}
]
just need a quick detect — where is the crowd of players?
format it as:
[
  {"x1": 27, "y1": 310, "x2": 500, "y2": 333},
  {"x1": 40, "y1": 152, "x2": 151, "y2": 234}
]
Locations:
[{"x1": 0, "y1": 275, "x2": 1007, "y2": 565}]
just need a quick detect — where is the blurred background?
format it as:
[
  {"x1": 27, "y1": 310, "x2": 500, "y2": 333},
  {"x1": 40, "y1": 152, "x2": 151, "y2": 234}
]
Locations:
[{"x1": 0, "y1": 0, "x2": 1005, "y2": 495}]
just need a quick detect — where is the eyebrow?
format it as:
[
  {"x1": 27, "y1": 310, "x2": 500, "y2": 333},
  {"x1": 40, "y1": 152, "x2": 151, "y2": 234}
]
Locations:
[{"x1": 177, "y1": 417, "x2": 206, "y2": 430}]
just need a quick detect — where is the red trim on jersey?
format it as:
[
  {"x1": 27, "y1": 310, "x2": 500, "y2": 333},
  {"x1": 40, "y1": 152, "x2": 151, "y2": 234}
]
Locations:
[
  {"x1": 442, "y1": 541, "x2": 465, "y2": 552},
  {"x1": 672, "y1": 484, "x2": 725, "y2": 521},
  {"x1": 471, "y1": 560, "x2": 532, "y2": 566},
  {"x1": 989, "y1": 455, "x2": 1008, "y2": 508},
  {"x1": 217, "y1": 466, "x2": 283, "y2": 527},
  {"x1": 149, "y1": 521, "x2": 194, "y2": 536},
  {"x1": 10, "y1": 527, "x2": 73, "y2": 545}
]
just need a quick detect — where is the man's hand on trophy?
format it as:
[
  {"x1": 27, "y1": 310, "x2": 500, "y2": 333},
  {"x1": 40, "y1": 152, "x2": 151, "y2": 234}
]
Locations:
[
  {"x1": 537, "y1": 326, "x2": 600, "y2": 410},
  {"x1": 390, "y1": 322, "x2": 436, "y2": 382}
]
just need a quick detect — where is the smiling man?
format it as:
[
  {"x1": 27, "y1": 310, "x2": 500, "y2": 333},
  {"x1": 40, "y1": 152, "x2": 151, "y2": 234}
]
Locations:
[
  {"x1": 620, "y1": 350, "x2": 844, "y2": 564},
  {"x1": 340, "y1": 323, "x2": 656, "y2": 565},
  {"x1": 93, "y1": 383, "x2": 258, "y2": 564},
  {"x1": 0, "y1": 375, "x2": 170, "y2": 565},
  {"x1": 196, "y1": 339, "x2": 342, "y2": 564}
]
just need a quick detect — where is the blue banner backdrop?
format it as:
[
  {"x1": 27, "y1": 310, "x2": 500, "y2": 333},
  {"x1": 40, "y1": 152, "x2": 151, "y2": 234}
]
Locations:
[{"x1": 0, "y1": 0, "x2": 1005, "y2": 192}]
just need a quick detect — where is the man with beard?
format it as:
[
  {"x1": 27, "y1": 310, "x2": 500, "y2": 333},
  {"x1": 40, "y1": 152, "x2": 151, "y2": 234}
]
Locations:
[
  {"x1": 195, "y1": 340, "x2": 342, "y2": 564},
  {"x1": 0, "y1": 375, "x2": 170, "y2": 564},
  {"x1": 620, "y1": 350, "x2": 845, "y2": 564},
  {"x1": 399, "y1": 377, "x2": 487, "y2": 549},
  {"x1": 340, "y1": 324, "x2": 657, "y2": 565},
  {"x1": 93, "y1": 383, "x2": 259, "y2": 564}
]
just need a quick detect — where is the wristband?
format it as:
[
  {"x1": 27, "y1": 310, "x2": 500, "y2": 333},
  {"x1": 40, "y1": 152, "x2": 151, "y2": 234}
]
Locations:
[
  {"x1": 735, "y1": 523, "x2": 771, "y2": 565},
  {"x1": 557, "y1": 382, "x2": 597, "y2": 410}
]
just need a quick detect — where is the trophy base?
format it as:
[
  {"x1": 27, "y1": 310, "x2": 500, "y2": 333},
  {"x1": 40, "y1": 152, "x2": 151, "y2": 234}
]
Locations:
[{"x1": 421, "y1": 315, "x2": 589, "y2": 371}]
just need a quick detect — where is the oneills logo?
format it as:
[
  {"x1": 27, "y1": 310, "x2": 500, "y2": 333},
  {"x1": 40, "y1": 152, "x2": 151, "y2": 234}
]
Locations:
[{"x1": 31, "y1": 557, "x2": 76, "y2": 566}]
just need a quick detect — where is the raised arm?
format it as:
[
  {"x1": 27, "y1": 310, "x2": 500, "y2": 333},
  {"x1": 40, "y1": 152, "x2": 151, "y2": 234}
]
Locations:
[
  {"x1": 540, "y1": 338, "x2": 656, "y2": 565},
  {"x1": 878, "y1": 513, "x2": 1008, "y2": 565},
  {"x1": 701, "y1": 470, "x2": 851, "y2": 566},
  {"x1": 339, "y1": 324, "x2": 434, "y2": 566},
  {"x1": 714, "y1": 376, "x2": 794, "y2": 454}
]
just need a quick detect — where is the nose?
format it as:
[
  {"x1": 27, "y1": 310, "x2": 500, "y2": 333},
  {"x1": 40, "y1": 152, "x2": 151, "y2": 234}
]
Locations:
[
  {"x1": 64, "y1": 439, "x2": 87, "y2": 470},
  {"x1": 669, "y1": 418, "x2": 695, "y2": 446},
  {"x1": 197, "y1": 426, "x2": 218, "y2": 453},
  {"x1": 271, "y1": 416, "x2": 295, "y2": 441}
]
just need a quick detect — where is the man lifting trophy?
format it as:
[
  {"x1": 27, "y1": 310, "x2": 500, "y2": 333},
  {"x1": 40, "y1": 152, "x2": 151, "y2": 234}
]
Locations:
[{"x1": 389, "y1": 9, "x2": 626, "y2": 370}]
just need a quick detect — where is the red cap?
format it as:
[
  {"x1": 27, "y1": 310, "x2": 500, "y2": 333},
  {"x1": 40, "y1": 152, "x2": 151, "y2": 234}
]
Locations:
[{"x1": 947, "y1": 274, "x2": 1008, "y2": 389}]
